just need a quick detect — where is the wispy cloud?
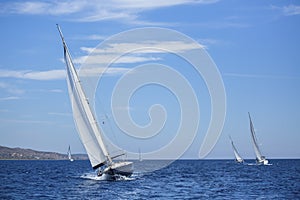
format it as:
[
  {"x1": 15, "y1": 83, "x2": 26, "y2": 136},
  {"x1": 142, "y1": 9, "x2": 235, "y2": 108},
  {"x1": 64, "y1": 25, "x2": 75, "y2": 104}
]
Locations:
[
  {"x1": 72, "y1": 40, "x2": 203, "y2": 76},
  {"x1": 71, "y1": 34, "x2": 108, "y2": 41},
  {"x1": 81, "y1": 40, "x2": 203, "y2": 55},
  {"x1": 0, "y1": 118, "x2": 54, "y2": 124},
  {"x1": 79, "y1": 67, "x2": 132, "y2": 77},
  {"x1": 0, "y1": 82, "x2": 25, "y2": 95},
  {"x1": 271, "y1": 4, "x2": 300, "y2": 16},
  {"x1": 73, "y1": 54, "x2": 161, "y2": 65},
  {"x1": 48, "y1": 112, "x2": 72, "y2": 117},
  {"x1": 282, "y1": 5, "x2": 300, "y2": 16},
  {"x1": 1, "y1": 1, "x2": 84, "y2": 15},
  {"x1": 0, "y1": 96, "x2": 20, "y2": 101},
  {"x1": 73, "y1": 41, "x2": 205, "y2": 69},
  {"x1": 1, "y1": 0, "x2": 218, "y2": 24},
  {"x1": 0, "y1": 69, "x2": 66, "y2": 80},
  {"x1": 49, "y1": 89, "x2": 64, "y2": 93},
  {"x1": 223, "y1": 72, "x2": 299, "y2": 80}
]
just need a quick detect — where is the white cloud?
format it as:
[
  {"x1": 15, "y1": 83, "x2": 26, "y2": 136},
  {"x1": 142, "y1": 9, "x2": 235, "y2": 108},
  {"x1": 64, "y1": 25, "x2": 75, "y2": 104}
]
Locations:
[
  {"x1": 72, "y1": 34, "x2": 107, "y2": 41},
  {"x1": 82, "y1": 41, "x2": 202, "y2": 54},
  {"x1": 102, "y1": 0, "x2": 217, "y2": 10},
  {"x1": 0, "y1": 96, "x2": 20, "y2": 101},
  {"x1": 74, "y1": 54, "x2": 161, "y2": 65},
  {"x1": 0, "y1": 82, "x2": 25, "y2": 95},
  {"x1": 2, "y1": 1, "x2": 85, "y2": 15},
  {"x1": 72, "y1": 40, "x2": 203, "y2": 77},
  {"x1": 48, "y1": 112, "x2": 72, "y2": 117},
  {"x1": 49, "y1": 89, "x2": 64, "y2": 93},
  {"x1": 0, "y1": 118, "x2": 54, "y2": 124},
  {"x1": 271, "y1": 4, "x2": 300, "y2": 16},
  {"x1": 79, "y1": 67, "x2": 132, "y2": 77},
  {"x1": 74, "y1": 40, "x2": 201, "y2": 66},
  {"x1": 0, "y1": 69, "x2": 66, "y2": 80},
  {"x1": 1, "y1": 0, "x2": 218, "y2": 24},
  {"x1": 283, "y1": 5, "x2": 300, "y2": 16},
  {"x1": 223, "y1": 72, "x2": 299, "y2": 80}
]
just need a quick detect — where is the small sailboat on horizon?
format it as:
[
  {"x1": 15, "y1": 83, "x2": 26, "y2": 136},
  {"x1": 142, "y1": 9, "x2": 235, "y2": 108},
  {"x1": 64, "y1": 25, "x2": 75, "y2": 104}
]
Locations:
[
  {"x1": 229, "y1": 136, "x2": 244, "y2": 164},
  {"x1": 57, "y1": 25, "x2": 133, "y2": 179},
  {"x1": 248, "y1": 112, "x2": 269, "y2": 165},
  {"x1": 67, "y1": 145, "x2": 74, "y2": 162},
  {"x1": 138, "y1": 148, "x2": 142, "y2": 162}
]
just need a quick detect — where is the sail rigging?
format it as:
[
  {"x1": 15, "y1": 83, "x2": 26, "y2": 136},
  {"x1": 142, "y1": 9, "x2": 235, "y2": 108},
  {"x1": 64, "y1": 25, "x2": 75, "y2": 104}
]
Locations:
[
  {"x1": 248, "y1": 112, "x2": 268, "y2": 165},
  {"x1": 229, "y1": 136, "x2": 243, "y2": 163},
  {"x1": 57, "y1": 25, "x2": 112, "y2": 169}
]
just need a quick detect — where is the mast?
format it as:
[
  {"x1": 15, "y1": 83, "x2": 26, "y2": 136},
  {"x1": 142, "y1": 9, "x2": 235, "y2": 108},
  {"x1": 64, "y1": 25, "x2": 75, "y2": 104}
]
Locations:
[{"x1": 57, "y1": 24, "x2": 112, "y2": 168}]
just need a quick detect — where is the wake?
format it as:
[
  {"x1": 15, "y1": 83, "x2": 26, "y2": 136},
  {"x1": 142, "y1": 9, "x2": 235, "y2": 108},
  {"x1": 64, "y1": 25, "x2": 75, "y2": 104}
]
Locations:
[
  {"x1": 246, "y1": 163, "x2": 273, "y2": 166},
  {"x1": 80, "y1": 172, "x2": 137, "y2": 181}
]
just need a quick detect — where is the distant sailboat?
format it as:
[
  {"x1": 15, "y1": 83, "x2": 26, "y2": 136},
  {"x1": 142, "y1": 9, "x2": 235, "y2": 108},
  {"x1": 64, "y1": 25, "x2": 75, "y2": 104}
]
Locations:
[
  {"x1": 57, "y1": 25, "x2": 133, "y2": 179},
  {"x1": 138, "y1": 148, "x2": 142, "y2": 162},
  {"x1": 248, "y1": 112, "x2": 269, "y2": 165},
  {"x1": 229, "y1": 136, "x2": 244, "y2": 163},
  {"x1": 67, "y1": 145, "x2": 74, "y2": 162}
]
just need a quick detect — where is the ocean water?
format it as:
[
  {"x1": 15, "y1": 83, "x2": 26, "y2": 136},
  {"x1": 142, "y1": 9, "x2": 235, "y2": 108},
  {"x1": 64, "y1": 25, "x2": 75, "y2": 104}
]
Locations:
[{"x1": 0, "y1": 159, "x2": 299, "y2": 199}]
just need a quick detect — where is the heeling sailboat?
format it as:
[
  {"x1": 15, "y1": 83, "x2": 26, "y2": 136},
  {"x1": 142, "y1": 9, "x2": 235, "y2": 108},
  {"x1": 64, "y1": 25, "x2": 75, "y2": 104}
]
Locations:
[
  {"x1": 57, "y1": 25, "x2": 133, "y2": 178},
  {"x1": 248, "y1": 112, "x2": 269, "y2": 165},
  {"x1": 229, "y1": 136, "x2": 244, "y2": 163},
  {"x1": 67, "y1": 145, "x2": 74, "y2": 162}
]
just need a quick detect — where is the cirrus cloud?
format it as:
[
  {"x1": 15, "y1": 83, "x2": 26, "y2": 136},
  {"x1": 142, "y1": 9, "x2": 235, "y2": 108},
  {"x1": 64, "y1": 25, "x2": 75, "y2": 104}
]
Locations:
[
  {"x1": 1, "y1": 0, "x2": 219, "y2": 24},
  {"x1": 0, "y1": 69, "x2": 66, "y2": 80}
]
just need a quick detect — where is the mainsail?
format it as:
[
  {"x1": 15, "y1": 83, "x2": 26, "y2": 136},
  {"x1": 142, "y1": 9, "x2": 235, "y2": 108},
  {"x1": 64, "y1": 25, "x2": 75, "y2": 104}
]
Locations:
[
  {"x1": 229, "y1": 136, "x2": 244, "y2": 163},
  {"x1": 248, "y1": 112, "x2": 268, "y2": 164},
  {"x1": 57, "y1": 25, "x2": 112, "y2": 169},
  {"x1": 67, "y1": 145, "x2": 74, "y2": 161}
]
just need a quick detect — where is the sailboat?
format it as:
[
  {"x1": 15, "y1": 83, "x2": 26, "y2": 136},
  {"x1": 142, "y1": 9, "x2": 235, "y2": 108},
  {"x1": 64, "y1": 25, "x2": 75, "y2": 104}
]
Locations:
[
  {"x1": 248, "y1": 112, "x2": 269, "y2": 165},
  {"x1": 138, "y1": 148, "x2": 142, "y2": 162},
  {"x1": 229, "y1": 136, "x2": 244, "y2": 163},
  {"x1": 57, "y1": 25, "x2": 133, "y2": 179},
  {"x1": 67, "y1": 145, "x2": 74, "y2": 162}
]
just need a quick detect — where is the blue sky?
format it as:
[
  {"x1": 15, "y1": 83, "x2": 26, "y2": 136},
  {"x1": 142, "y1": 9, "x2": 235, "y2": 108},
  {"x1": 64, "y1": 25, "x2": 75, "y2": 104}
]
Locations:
[{"x1": 0, "y1": 0, "x2": 299, "y2": 159}]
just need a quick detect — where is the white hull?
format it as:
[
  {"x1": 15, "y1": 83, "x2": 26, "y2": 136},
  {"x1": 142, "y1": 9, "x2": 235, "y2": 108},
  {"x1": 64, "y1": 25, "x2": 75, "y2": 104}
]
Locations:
[
  {"x1": 257, "y1": 159, "x2": 269, "y2": 165},
  {"x1": 101, "y1": 161, "x2": 133, "y2": 178}
]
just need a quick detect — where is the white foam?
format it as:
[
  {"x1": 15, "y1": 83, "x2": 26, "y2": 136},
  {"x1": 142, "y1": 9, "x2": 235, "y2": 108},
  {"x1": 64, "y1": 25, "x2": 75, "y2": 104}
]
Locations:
[
  {"x1": 246, "y1": 163, "x2": 273, "y2": 166},
  {"x1": 80, "y1": 172, "x2": 107, "y2": 181},
  {"x1": 80, "y1": 172, "x2": 136, "y2": 181}
]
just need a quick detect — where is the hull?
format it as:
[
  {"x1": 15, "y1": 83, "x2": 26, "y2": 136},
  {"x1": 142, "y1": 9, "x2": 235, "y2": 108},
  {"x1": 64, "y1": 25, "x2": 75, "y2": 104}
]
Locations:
[
  {"x1": 102, "y1": 161, "x2": 133, "y2": 177},
  {"x1": 257, "y1": 159, "x2": 269, "y2": 165},
  {"x1": 235, "y1": 159, "x2": 244, "y2": 164}
]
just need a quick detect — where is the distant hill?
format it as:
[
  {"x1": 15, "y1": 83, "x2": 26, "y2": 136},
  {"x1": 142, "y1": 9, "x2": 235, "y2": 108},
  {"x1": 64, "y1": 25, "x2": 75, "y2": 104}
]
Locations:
[{"x1": 0, "y1": 146, "x2": 88, "y2": 160}]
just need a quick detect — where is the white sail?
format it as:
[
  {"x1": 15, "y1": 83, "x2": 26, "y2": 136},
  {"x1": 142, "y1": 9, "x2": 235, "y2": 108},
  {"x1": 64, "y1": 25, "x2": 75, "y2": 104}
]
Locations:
[
  {"x1": 57, "y1": 25, "x2": 112, "y2": 169},
  {"x1": 248, "y1": 112, "x2": 268, "y2": 165},
  {"x1": 67, "y1": 145, "x2": 74, "y2": 161},
  {"x1": 229, "y1": 136, "x2": 243, "y2": 163}
]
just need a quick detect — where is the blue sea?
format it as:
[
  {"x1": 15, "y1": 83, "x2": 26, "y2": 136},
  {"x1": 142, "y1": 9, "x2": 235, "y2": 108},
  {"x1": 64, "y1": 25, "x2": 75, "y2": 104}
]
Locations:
[{"x1": 0, "y1": 159, "x2": 299, "y2": 199}]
